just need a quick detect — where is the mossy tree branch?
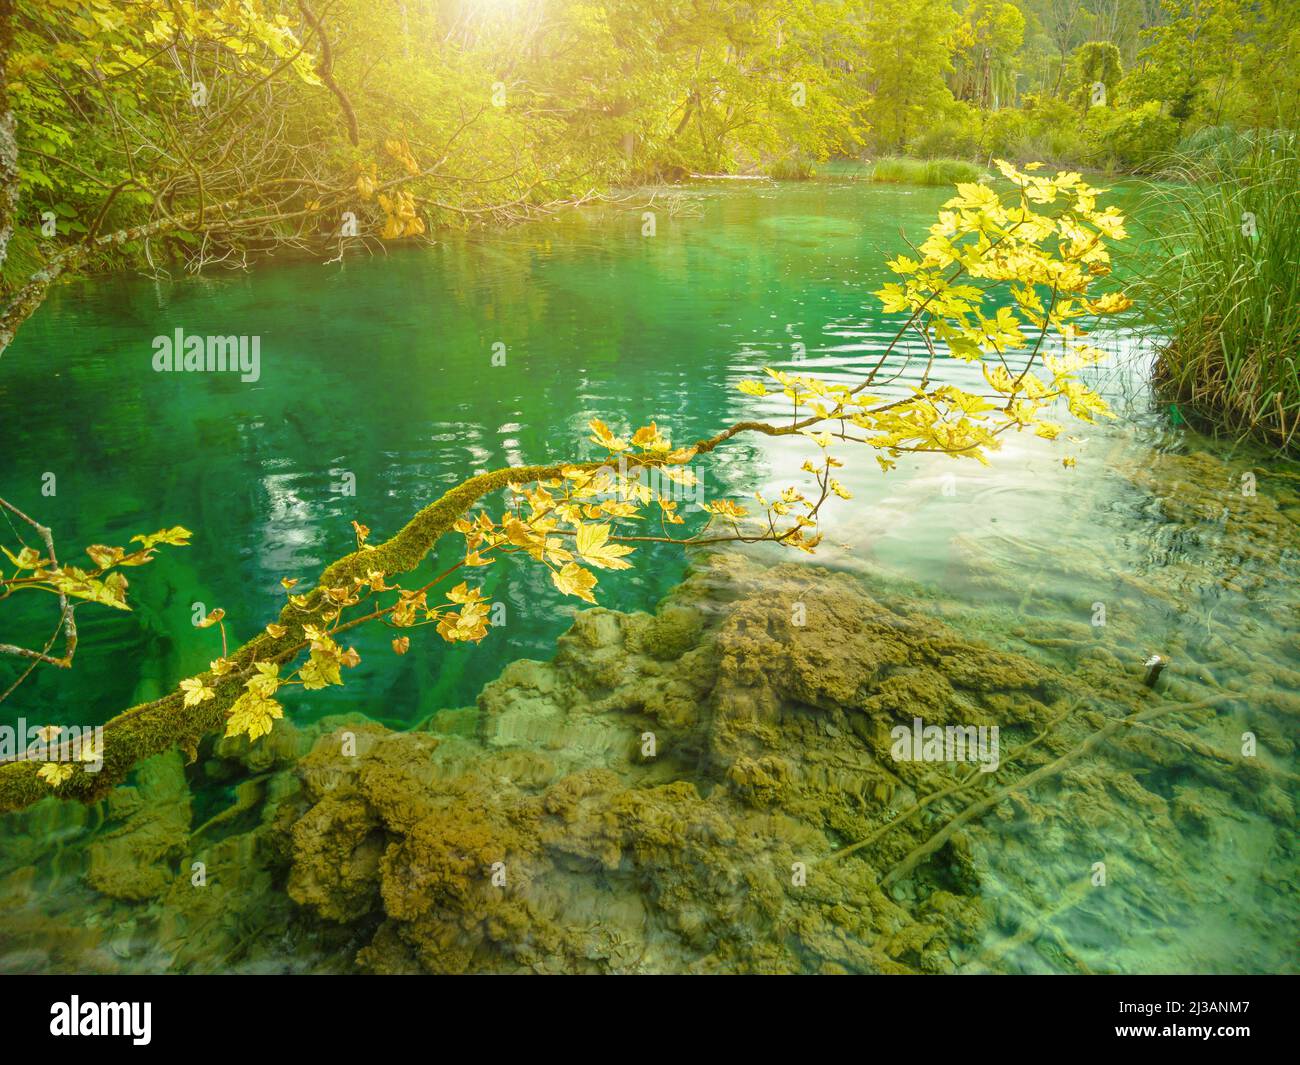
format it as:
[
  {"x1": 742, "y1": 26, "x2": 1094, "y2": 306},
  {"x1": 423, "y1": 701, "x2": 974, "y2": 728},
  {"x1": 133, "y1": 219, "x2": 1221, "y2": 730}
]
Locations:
[
  {"x1": 0, "y1": 408, "x2": 928, "y2": 810},
  {"x1": 0, "y1": 459, "x2": 595, "y2": 810}
]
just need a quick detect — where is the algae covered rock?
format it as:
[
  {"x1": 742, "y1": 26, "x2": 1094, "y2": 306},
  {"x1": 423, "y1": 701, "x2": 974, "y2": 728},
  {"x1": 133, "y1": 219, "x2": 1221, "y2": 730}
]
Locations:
[
  {"x1": 85, "y1": 751, "x2": 191, "y2": 902},
  {"x1": 3, "y1": 482, "x2": 1294, "y2": 975},
  {"x1": 271, "y1": 555, "x2": 1070, "y2": 972},
  {"x1": 640, "y1": 605, "x2": 704, "y2": 661},
  {"x1": 271, "y1": 548, "x2": 1296, "y2": 974}
]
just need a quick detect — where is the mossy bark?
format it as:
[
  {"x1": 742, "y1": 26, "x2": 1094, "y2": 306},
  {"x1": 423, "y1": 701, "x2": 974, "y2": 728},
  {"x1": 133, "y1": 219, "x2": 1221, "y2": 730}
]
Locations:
[
  {"x1": 0, "y1": 419, "x2": 775, "y2": 813},
  {"x1": 0, "y1": 461, "x2": 584, "y2": 812}
]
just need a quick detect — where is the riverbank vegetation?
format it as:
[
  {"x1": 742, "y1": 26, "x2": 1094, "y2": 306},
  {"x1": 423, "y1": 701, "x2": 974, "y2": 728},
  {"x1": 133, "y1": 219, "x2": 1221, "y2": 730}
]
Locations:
[
  {"x1": 2, "y1": 1, "x2": 1297, "y2": 319},
  {"x1": 869, "y1": 157, "x2": 986, "y2": 185},
  {"x1": 1138, "y1": 133, "x2": 1300, "y2": 451}
]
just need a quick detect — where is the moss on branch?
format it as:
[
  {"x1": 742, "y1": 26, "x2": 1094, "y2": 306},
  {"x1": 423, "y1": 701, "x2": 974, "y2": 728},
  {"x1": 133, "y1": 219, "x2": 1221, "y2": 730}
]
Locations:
[{"x1": 0, "y1": 460, "x2": 583, "y2": 812}]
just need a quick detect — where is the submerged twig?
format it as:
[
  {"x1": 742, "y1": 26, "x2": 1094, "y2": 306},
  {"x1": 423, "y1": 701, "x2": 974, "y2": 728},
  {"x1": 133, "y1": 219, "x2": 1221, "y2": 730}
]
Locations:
[
  {"x1": 822, "y1": 697, "x2": 1087, "y2": 865},
  {"x1": 0, "y1": 496, "x2": 78, "y2": 702},
  {"x1": 880, "y1": 693, "x2": 1239, "y2": 888}
]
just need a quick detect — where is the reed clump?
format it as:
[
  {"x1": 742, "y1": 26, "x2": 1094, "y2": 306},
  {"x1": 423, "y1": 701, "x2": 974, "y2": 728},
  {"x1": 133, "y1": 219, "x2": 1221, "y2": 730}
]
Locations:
[
  {"x1": 1139, "y1": 133, "x2": 1300, "y2": 451},
  {"x1": 768, "y1": 155, "x2": 817, "y2": 180}
]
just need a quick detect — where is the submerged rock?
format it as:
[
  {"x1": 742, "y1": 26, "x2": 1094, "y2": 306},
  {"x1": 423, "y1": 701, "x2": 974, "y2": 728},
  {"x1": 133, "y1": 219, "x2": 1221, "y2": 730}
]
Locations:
[
  {"x1": 85, "y1": 751, "x2": 191, "y2": 903},
  {"x1": 1, "y1": 446, "x2": 1295, "y2": 975},
  {"x1": 257, "y1": 554, "x2": 1045, "y2": 973},
  {"x1": 265, "y1": 551, "x2": 1295, "y2": 974}
]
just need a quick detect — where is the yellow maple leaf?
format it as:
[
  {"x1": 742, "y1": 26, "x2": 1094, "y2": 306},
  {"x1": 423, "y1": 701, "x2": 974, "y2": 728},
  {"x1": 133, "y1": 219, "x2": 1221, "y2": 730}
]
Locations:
[
  {"x1": 37, "y1": 763, "x2": 74, "y2": 787},
  {"x1": 131, "y1": 526, "x2": 193, "y2": 549},
  {"x1": 574, "y1": 523, "x2": 634, "y2": 569},
  {"x1": 630, "y1": 422, "x2": 669, "y2": 451},
  {"x1": 225, "y1": 692, "x2": 283, "y2": 742},
  {"x1": 246, "y1": 661, "x2": 281, "y2": 698},
  {"x1": 180, "y1": 676, "x2": 215, "y2": 707},
  {"x1": 445, "y1": 581, "x2": 486, "y2": 605},
  {"x1": 588, "y1": 418, "x2": 628, "y2": 452},
  {"x1": 551, "y1": 561, "x2": 597, "y2": 603},
  {"x1": 436, "y1": 601, "x2": 491, "y2": 643}
]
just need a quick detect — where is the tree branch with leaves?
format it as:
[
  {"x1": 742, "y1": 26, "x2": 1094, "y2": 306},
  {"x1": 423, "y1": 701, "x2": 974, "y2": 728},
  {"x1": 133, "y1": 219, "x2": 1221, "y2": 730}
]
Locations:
[{"x1": 0, "y1": 161, "x2": 1131, "y2": 811}]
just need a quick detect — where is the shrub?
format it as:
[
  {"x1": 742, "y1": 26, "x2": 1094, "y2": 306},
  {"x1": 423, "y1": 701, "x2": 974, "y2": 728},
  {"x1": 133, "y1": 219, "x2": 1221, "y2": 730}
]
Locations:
[
  {"x1": 907, "y1": 101, "x2": 983, "y2": 159},
  {"x1": 1085, "y1": 101, "x2": 1179, "y2": 172},
  {"x1": 768, "y1": 156, "x2": 817, "y2": 180},
  {"x1": 1013, "y1": 93, "x2": 1090, "y2": 166}
]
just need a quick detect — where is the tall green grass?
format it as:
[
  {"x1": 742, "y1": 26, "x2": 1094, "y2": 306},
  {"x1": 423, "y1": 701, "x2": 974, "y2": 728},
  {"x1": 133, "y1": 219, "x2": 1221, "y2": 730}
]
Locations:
[
  {"x1": 1137, "y1": 133, "x2": 1300, "y2": 450},
  {"x1": 768, "y1": 156, "x2": 817, "y2": 180},
  {"x1": 869, "y1": 157, "x2": 986, "y2": 186}
]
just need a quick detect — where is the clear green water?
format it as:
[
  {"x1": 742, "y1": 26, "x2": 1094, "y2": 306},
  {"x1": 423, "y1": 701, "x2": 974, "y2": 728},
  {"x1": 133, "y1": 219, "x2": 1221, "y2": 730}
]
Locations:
[
  {"x1": 1, "y1": 172, "x2": 1296, "y2": 973},
  {"x1": 0, "y1": 175, "x2": 1151, "y2": 725},
  {"x1": 0, "y1": 177, "x2": 1027, "y2": 724}
]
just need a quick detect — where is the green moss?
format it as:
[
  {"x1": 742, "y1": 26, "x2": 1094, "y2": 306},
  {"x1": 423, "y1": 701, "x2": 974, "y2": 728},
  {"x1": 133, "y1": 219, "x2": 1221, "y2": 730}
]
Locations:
[{"x1": 642, "y1": 605, "x2": 703, "y2": 661}]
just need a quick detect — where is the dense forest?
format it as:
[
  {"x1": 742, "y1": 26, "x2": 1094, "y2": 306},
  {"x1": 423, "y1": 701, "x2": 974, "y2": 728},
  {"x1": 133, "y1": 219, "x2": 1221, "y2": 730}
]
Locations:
[{"x1": 2, "y1": 0, "x2": 1296, "y2": 300}]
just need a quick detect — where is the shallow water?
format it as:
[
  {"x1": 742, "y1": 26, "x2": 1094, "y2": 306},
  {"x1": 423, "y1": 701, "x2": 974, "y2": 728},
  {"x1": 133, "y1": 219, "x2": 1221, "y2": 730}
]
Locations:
[{"x1": 0, "y1": 170, "x2": 1296, "y2": 974}]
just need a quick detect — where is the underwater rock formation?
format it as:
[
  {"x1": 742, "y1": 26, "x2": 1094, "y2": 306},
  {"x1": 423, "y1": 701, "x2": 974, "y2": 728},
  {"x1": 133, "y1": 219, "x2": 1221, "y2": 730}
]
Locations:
[
  {"x1": 0, "y1": 443, "x2": 1296, "y2": 973},
  {"x1": 273, "y1": 546, "x2": 1294, "y2": 973},
  {"x1": 280, "y1": 556, "x2": 988, "y2": 974}
]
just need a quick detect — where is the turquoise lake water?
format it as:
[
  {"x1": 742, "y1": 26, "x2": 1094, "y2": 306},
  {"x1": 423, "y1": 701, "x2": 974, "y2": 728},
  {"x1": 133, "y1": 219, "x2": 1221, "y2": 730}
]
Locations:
[{"x1": 0, "y1": 170, "x2": 1295, "y2": 974}]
